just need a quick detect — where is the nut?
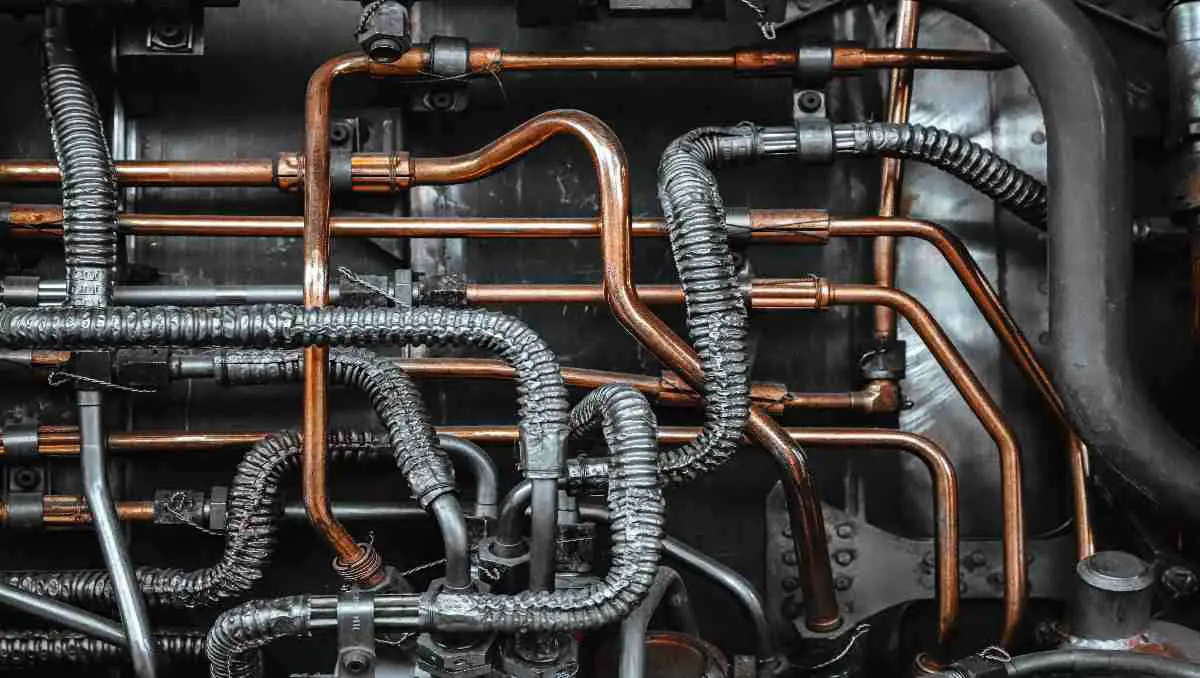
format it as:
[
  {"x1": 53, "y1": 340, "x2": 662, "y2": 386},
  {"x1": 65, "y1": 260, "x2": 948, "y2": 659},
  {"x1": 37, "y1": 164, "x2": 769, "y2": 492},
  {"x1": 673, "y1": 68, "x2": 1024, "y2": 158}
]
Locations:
[
  {"x1": 356, "y1": 0, "x2": 412, "y2": 63},
  {"x1": 415, "y1": 633, "x2": 494, "y2": 678}
]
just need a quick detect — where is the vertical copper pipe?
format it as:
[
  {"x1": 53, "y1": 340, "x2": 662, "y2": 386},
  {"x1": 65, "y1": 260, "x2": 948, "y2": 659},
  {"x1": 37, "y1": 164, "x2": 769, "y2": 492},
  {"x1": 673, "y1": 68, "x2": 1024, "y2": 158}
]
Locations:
[
  {"x1": 827, "y1": 283, "x2": 1025, "y2": 644},
  {"x1": 829, "y1": 217, "x2": 1094, "y2": 559},
  {"x1": 873, "y1": 0, "x2": 921, "y2": 340},
  {"x1": 302, "y1": 53, "x2": 378, "y2": 584},
  {"x1": 412, "y1": 110, "x2": 841, "y2": 632}
]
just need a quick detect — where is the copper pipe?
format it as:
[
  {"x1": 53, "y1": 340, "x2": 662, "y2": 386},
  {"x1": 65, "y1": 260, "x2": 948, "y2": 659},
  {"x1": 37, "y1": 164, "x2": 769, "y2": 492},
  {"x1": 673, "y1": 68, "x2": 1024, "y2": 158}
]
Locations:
[
  {"x1": 873, "y1": 0, "x2": 921, "y2": 341},
  {"x1": 830, "y1": 46, "x2": 1012, "y2": 71},
  {"x1": 0, "y1": 425, "x2": 957, "y2": 642},
  {"x1": 824, "y1": 283, "x2": 1025, "y2": 644},
  {"x1": 463, "y1": 279, "x2": 828, "y2": 308},
  {"x1": 410, "y1": 110, "x2": 841, "y2": 632},
  {"x1": 39, "y1": 496, "x2": 156, "y2": 526},
  {"x1": 828, "y1": 217, "x2": 1094, "y2": 559},
  {"x1": 0, "y1": 159, "x2": 277, "y2": 186},
  {"x1": 3, "y1": 206, "x2": 831, "y2": 242}
]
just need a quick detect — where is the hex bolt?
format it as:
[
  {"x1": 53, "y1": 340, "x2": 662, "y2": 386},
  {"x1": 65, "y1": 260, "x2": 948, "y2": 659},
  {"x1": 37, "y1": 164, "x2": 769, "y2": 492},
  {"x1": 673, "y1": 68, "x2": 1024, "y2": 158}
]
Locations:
[
  {"x1": 968, "y1": 550, "x2": 987, "y2": 568},
  {"x1": 781, "y1": 551, "x2": 797, "y2": 566},
  {"x1": 797, "y1": 90, "x2": 824, "y2": 113},
  {"x1": 781, "y1": 576, "x2": 799, "y2": 592},
  {"x1": 833, "y1": 549, "x2": 856, "y2": 566},
  {"x1": 341, "y1": 648, "x2": 372, "y2": 674},
  {"x1": 834, "y1": 575, "x2": 853, "y2": 591},
  {"x1": 834, "y1": 522, "x2": 855, "y2": 538}
]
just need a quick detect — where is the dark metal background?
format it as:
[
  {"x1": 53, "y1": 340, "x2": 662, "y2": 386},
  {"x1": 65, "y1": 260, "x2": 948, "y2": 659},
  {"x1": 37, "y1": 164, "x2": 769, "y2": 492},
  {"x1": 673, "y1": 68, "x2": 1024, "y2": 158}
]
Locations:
[{"x1": 0, "y1": 0, "x2": 1195, "y2": 674}]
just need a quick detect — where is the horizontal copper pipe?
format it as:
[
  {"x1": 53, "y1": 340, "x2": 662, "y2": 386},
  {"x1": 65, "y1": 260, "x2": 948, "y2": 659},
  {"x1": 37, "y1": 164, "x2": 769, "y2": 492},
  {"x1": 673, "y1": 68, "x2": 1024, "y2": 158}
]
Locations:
[
  {"x1": 464, "y1": 278, "x2": 832, "y2": 308},
  {"x1": 0, "y1": 206, "x2": 831, "y2": 243},
  {"x1": 0, "y1": 159, "x2": 277, "y2": 187},
  {"x1": 0, "y1": 425, "x2": 959, "y2": 642},
  {"x1": 831, "y1": 46, "x2": 1012, "y2": 71},
  {"x1": 38, "y1": 496, "x2": 156, "y2": 525}
]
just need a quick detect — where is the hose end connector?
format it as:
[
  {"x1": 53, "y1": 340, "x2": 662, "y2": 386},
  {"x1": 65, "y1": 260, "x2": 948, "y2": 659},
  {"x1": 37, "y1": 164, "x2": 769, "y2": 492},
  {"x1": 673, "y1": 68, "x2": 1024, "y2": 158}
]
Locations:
[{"x1": 760, "y1": 121, "x2": 834, "y2": 162}]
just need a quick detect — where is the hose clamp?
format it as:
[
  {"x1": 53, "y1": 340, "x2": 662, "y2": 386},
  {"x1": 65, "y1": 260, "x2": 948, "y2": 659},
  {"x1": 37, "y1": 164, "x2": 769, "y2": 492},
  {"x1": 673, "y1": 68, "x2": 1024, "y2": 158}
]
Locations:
[
  {"x1": 2, "y1": 424, "x2": 39, "y2": 461},
  {"x1": 336, "y1": 588, "x2": 377, "y2": 678},
  {"x1": 795, "y1": 45, "x2": 834, "y2": 83},
  {"x1": 947, "y1": 647, "x2": 1010, "y2": 678},
  {"x1": 331, "y1": 149, "x2": 354, "y2": 193},
  {"x1": 5, "y1": 492, "x2": 43, "y2": 529},
  {"x1": 429, "y1": 35, "x2": 471, "y2": 78}
]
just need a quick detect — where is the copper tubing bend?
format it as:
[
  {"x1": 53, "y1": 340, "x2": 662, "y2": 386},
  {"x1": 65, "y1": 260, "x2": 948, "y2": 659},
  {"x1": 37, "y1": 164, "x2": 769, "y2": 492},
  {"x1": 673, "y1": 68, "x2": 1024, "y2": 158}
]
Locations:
[
  {"x1": 826, "y1": 283, "x2": 1025, "y2": 644},
  {"x1": 409, "y1": 110, "x2": 842, "y2": 632},
  {"x1": 303, "y1": 51, "x2": 444, "y2": 585},
  {"x1": 828, "y1": 217, "x2": 1093, "y2": 561}
]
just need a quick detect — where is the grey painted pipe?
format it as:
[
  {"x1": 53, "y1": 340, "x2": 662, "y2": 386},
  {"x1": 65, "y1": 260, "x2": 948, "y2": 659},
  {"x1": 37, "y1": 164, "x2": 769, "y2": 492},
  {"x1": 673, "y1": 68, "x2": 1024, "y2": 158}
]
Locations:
[
  {"x1": 21, "y1": 282, "x2": 343, "y2": 306},
  {"x1": 78, "y1": 390, "x2": 159, "y2": 678},
  {"x1": 437, "y1": 435, "x2": 499, "y2": 520},
  {"x1": 926, "y1": 0, "x2": 1200, "y2": 520},
  {"x1": 0, "y1": 580, "x2": 126, "y2": 646},
  {"x1": 579, "y1": 505, "x2": 774, "y2": 661},
  {"x1": 618, "y1": 567, "x2": 697, "y2": 678}
]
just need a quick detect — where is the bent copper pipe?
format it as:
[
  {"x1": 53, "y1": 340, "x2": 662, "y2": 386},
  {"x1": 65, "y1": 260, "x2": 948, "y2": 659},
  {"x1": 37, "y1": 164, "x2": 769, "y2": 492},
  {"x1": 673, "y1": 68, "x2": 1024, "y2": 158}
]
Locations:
[
  {"x1": 823, "y1": 282, "x2": 1025, "y2": 644},
  {"x1": 874, "y1": 0, "x2": 921, "y2": 342},
  {"x1": 827, "y1": 217, "x2": 1093, "y2": 559},
  {"x1": 406, "y1": 110, "x2": 841, "y2": 632}
]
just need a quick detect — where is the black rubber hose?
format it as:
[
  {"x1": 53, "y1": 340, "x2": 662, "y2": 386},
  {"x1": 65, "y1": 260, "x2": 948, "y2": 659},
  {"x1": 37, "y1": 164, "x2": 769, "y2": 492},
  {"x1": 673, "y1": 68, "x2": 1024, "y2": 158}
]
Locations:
[
  {"x1": 212, "y1": 349, "x2": 456, "y2": 508},
  {"x1": 423, "y1": 384, "x2": 664, "y2": 633},
  {"x1": 832, "y1": 121, "x2": 1047, "y2": 229},
  {"x1": 213, "y1": 348, "x2": 469, "y2": 587},
  {"x1": 2, "y1": 431, "x2": 386, "y2": 607},
  {"x1": 0, "y1": 304, "x2": 568, "y2": 479},
  {"x1": 924, "y1": 0, "x2": 1200, "y2": 522},
  {"x1": 0, "y1": 630, "x2": 206, "y2": 667},
  {"x1": 654, "y1": 127, "x2": 754, "y2": 484},
  {"x1": 205, "y1": 596, "x2": 311, "y2": 678},
  {"x1": 41, "y1": 26, "x2": 118, "y2": 308}
]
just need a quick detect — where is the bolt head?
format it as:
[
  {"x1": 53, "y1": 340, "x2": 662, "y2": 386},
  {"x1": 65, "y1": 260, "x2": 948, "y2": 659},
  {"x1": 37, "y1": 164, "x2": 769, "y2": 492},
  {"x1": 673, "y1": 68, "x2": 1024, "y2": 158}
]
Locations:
[
  {"x1": 834, "y1": 549, "x2": 856, "y2": 566},
  {"x1": 834, "y1": 575, "x2": 853, "y2": 591},
  {"x1": 834, "y1": 522, "x2": 855, "y2": 538}
]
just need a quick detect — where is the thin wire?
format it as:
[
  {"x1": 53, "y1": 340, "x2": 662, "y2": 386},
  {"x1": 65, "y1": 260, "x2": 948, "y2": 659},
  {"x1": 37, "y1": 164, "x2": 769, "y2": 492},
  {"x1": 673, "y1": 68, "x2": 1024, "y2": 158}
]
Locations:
[{"x1": 47, "y1": 370, "x2": 156, "y2": 394}]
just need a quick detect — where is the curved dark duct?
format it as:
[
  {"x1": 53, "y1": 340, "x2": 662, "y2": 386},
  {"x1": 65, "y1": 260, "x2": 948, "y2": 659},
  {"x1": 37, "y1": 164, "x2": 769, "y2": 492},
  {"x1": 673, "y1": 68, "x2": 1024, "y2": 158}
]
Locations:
[{"x1": 927, "y1": 0, "x2": 1200, "y2": 521}]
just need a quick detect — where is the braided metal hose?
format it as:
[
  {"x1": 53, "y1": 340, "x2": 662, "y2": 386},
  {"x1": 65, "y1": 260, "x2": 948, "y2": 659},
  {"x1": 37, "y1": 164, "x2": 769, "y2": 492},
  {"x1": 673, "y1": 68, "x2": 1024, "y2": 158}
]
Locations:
[
  {"x1": 425, "y1": 384, "x2": 664, "y2": 632},
  {"x1": 833, "y1": 121, "x2": 1047, "y2": 229},
  {"x1": 206, "y1": 596, "x2": 312, "y2": 678},
  {"x1": 0, "y1": 305, "x2": 568, "y2": 475},
  {"x1": 0, "y1": 630, "x2": 205, "y2": 667},
  {"x1": 653, "y1": 127, "x2": 754, "y2": 484},
  {"x1": 213, "y1": 349, "x2": 455, "y2": 507},
  {"x1": 41, "y1": 29, "x2": 118, "y2": 308},
  {"x1": 2, "y1": 431, "x2": 387, "y2": 608}
]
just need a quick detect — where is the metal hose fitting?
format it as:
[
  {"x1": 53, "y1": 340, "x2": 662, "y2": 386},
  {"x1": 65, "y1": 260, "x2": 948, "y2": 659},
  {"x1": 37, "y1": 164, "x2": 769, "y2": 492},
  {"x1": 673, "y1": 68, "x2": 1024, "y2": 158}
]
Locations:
[
  {"x1": 422, "y1": 384, "x2": 664, "y2": 632},
  {"x1": 832, "y1": 121, "x2": 1047, "y2": 229},
  {"x1": 0, "y1": 630, "x2": 205, "y2": 667}
]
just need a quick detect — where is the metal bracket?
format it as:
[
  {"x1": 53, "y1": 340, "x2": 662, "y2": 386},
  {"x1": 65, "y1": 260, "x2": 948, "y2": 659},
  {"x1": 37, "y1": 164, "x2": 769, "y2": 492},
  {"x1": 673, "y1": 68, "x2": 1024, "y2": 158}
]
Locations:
[
  {"x1": 336, "y1": 588, "x2": 377, "y2": 678},
  {"x1": 764, "y1": 482, "x2": 1075, "y2": 638},
  {"x1": 118, "y1": 4, "x2": 207, "y2": 56}
]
